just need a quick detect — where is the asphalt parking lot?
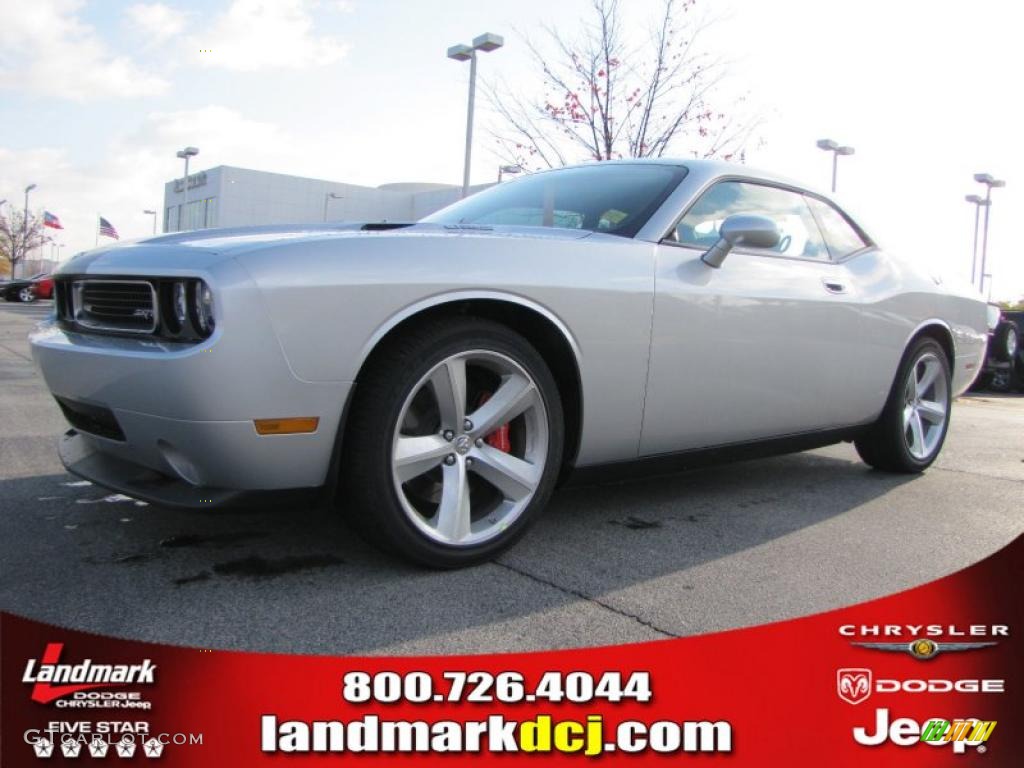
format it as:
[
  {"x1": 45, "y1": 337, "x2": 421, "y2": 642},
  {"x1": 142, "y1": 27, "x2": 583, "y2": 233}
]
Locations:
[{"x1": 1, "y1": 299, "x2": 1022, "y2": 655}]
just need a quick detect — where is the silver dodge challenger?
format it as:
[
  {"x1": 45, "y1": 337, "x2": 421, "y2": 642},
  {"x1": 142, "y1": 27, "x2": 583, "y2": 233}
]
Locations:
[{"x1": 30, "y1": 160, "x2": 987, "y2": 567}]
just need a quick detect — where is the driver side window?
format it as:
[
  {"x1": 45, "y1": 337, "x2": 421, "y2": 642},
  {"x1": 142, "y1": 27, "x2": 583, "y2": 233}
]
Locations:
[{"x1": 674, "y1": 181, "x2": 829, "y2": 260}]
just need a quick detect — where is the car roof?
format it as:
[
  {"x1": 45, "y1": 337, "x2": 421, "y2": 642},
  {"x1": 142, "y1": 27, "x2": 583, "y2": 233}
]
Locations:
[{"x1": 540, "y1": 157, "x2": 826, "y2": 198}]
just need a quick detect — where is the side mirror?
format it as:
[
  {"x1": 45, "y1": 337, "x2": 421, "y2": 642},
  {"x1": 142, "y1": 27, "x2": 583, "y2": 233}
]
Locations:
[{"x1": 701, "y1": 214, "x2": 781, "y2": 268}]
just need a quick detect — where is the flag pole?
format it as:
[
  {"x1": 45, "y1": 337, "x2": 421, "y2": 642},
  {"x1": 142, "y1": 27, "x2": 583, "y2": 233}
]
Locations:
[{"x1": 95, "y1": 214, "x2": 99, "y2": 247}]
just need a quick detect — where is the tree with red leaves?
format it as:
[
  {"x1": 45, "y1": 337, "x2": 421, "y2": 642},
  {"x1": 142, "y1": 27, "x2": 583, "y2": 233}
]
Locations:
[{"x1": 485, "y1": 0, "x2": 759, "y2": 169}]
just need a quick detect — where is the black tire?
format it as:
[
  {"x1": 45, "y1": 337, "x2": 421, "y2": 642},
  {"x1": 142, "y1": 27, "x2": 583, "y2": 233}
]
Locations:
[
  {"x1": 855, "y1": 337, "x2": 951, "y2": 473},
  {"x1": 340, "y1": 317, "x2": 564, "y2": 568},
  {"x1": 16, "y1": 286, "x2": 35, "y2": 303},
  {"x1": 993, "y1": 322, "x2": 1018, "y2": 363}
]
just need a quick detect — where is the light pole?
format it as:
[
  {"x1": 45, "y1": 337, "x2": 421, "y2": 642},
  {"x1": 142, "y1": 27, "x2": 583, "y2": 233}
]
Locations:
[
  {"x1": 323, "y1": 192, "x2": 344, "y2": 221},
  {"x1": 974, "y1": 173, "x2": 1005, "y2": 297},
  {"x1": 448, "y1": 33, "x2": 504, "y2": 198},
  {"x1": 143, "y1": 209, "x2": 158, "y2": 235},
  {"x1": 176, "y1": 146, "x2": 199, "y2": 230},
  {"x1": 964, "y1": 194, "x2": 989, "y2": 288},
  {"x1": 816, "y1": 139, "x2": 854, "y2": 193},
  {"x1": 498, "y1": 164, "x2": 522, "y2": 183},
  {"x1": 22, "y1": 183, "x2": 36, "y2": 278}
]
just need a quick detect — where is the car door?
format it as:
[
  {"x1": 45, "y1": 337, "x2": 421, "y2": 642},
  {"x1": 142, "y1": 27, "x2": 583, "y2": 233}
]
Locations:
[{"x1": 639, "y1": 179, "x2": 869, "y2": 456}]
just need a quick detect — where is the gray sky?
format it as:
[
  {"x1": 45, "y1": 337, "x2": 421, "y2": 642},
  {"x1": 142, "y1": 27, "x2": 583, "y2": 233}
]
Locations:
[{"x1": 1, "y1": 0, "x2": 1020, "y2": 299}]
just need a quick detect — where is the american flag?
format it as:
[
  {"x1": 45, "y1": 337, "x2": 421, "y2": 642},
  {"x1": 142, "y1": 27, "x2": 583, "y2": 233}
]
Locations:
[
  {"x1": 43, "y1": 211, "x2": 64, "y2": 229},
  {"x1": 98, "y1": 216, "x2": 119, "y2": 240}
]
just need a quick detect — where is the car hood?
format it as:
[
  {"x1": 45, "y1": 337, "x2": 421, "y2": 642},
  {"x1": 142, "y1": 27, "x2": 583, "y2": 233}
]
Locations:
[{"x1": 55, "y1": 222, "x2": 594, "y2": 275}]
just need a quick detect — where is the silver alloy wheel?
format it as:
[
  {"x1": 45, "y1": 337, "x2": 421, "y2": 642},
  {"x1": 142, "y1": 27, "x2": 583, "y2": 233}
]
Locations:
[
  {"x1": 19, "y1": 287, "x2": 35, "y2": 302},
  {"x1": 391, "y1": 349, "x2": 548, "y2": 547},
  {"x1": 1007, "y1": 329, "x2": 1019, "y2": 359},
  {"x1": 901, "y1": 351, "x2": 948, "y2": 460}
]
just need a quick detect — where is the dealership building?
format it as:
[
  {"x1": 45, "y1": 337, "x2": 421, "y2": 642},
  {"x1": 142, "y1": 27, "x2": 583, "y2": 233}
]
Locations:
[{"x1": 161, "y1": 166, "x2": 491, "y2": 233}]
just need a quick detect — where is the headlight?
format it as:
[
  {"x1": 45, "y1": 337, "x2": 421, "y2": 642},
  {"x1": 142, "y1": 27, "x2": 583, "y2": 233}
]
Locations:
[
  {"x1": 173, "y1": 281, "x2": 188, "y2": 327},
  {"x1": 193, "y1": 280, "x2": 215, "y2": 336}
]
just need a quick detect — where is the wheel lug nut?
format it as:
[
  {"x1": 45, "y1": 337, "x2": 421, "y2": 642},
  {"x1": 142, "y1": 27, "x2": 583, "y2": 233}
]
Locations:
[
  {"x1": 444, "y1": 454, "x2": 456, "y2": 466},
  {"x1": 475, "y1": 438, "x2": 484, "y2": 448},
  {"x1": 464, "y1": 419, "x2": 473, "y2": 431},
  {"x1": 443, "y1": 430, "x2": 454, "y2": 441}
]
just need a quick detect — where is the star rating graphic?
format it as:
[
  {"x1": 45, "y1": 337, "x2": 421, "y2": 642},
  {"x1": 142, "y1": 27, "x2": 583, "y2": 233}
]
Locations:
[
  {"x1": 60, "y1": 739, "x2": 83, "y2": 757},
  {"x1": 115, "y1": 737, "x2": 137, "y2": 758},
  {"x1": 31, "y1": 731, "x2": 175, "y2": 760},
  {"x1": 88, "y1": 736, "x2": 110, "y2": 758}
]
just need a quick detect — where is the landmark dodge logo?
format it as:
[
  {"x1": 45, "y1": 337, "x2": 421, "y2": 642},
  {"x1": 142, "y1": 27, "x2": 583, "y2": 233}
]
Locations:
[
  {"x1": 22, "y1": 643, "x2": 156, "y2": 704},
  {"x1": 838, "y1": 669, "x2": 872, "y2": 705}
]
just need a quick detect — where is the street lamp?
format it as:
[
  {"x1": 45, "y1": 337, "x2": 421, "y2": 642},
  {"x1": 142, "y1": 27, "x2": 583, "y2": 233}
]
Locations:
[
  {"x1": 964, "y1": 194, "x2": 990, "y2": 288},
  {"x1": 323, "y1": 192, "x2": 344, "y2": 222},
  {"x1": 816, "y1": 139, "x2": 854, "y2": 194},
  {"x1": 448, "y1": 32, "x2": 504, "y2": 198},
  {"x1": 498, "y1": 164, "x2": 522, "y2": 183},
  {"x1": 22, "y1": 183, "x2": 36, "y2": 278},
  {"x1": 973, "y1": 173, "x2": 1006, "y2": 297},
  {"x1": 176, "y1": 146, "x2": 199, "y2": 230},
  {"x1": 143, "y1": 209, "x2": 158, "y2": 235}
]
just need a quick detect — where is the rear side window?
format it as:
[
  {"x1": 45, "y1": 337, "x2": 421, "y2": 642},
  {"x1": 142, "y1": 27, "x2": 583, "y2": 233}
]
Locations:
[
  {"x1": 674, "y1": 181, "x2": 829, "y2": 260},
  {"x1": 805, "y1": 197, "x2": 868, "y2": 259}
]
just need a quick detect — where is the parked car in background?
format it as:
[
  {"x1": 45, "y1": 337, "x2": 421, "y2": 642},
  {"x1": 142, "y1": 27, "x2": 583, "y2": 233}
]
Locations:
[
  {"x1": 30, "y1": 159, "x2": 988, "y2": 567},
  {"x1": 971, "y1": 304, "x2": 1019, "y2": 392},
  {"x1": 2, "y1": 273, "x2": 54, "y2": 303},
  {"x1": 1001, "y1": 309, "x2": 1024, "y2": 391}
]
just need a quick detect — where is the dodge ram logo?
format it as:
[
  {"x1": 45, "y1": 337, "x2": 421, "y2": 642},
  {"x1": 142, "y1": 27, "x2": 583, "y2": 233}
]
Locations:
[{"x1": 838, "y1": 668, "x2": 872, "y2": 705}]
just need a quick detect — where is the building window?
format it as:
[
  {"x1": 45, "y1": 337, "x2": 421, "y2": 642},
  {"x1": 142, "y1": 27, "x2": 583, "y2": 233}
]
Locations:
[{"x1": 177, "y1": 197, "x2": 217, "y2": 231}]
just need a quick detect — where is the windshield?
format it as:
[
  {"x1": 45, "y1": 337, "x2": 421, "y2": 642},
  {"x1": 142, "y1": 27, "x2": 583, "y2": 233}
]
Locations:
[{"x1": 424, "y1": 163, "x2": 687, "y2": 237}]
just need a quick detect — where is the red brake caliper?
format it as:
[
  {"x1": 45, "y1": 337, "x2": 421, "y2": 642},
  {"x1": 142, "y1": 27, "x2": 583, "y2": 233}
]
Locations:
[{"x1": 477, "y1": 392, "x2": 511, "y2": 453}]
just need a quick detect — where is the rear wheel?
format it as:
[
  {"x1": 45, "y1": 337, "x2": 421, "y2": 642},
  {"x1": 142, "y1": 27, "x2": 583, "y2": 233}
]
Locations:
[
  {"x1": 855, "y1": 338, "x2": 951, "y2": 472},
  {"x1": 341, "y1": 318, "x2": 563, "y2": 567},
  {"x1": 993, "y1": 321, "x2": 1018, "y2": 363},
  {"x1": 18, "y1": 286, "x2": 36, "y2": 303}
]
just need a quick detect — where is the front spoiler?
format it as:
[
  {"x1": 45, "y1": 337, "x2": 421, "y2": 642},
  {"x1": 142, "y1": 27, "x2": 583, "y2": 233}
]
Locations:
[{"x1": 58, "y1": 430, "x2": 319, "y2": 510}]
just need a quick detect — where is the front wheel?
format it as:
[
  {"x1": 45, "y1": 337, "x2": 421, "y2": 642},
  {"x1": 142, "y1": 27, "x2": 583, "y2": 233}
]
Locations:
[
  {"x1": 18, "y1": 286, "x2": 36, "y2": 303},
  {"x1": 341, "y1": 318, "x2": 564, "y2": 567},
  {"x1": 855, "y1": 338, "x2": 951, "y2": 473}
]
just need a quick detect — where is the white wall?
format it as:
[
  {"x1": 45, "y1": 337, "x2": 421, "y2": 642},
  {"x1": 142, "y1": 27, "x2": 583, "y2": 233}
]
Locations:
[{"x1": 162, "y1": 165, "x2": 492, "y2": 232}]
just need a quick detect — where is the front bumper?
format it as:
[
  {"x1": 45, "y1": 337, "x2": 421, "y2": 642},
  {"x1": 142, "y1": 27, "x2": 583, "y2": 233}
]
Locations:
[
  {"x1": 58, "y1": 429, "x2": 318, "y2": 509},
  {"x1": 30, "y1": 297, "x2": 351, "y2": 502}
]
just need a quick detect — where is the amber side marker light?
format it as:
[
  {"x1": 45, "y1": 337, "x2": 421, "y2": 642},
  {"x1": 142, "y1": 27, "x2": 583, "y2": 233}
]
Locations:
[{"x1": 254, "y1": 417, "x2": 319, "y2": 435}]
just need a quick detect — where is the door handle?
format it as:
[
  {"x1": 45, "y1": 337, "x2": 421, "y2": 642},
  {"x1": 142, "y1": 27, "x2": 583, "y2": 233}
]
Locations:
[{"x1": 823, "y1": 279, "x2": 847, "y2": 294}]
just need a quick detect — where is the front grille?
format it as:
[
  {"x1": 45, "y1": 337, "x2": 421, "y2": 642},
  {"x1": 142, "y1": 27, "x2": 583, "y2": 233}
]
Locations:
[
  {"x1": 72, "y1": 280, "x2": 157, "y2": 333},
  {"x1": 55, "y1": 397, "x2": 126, "y2": 441}
]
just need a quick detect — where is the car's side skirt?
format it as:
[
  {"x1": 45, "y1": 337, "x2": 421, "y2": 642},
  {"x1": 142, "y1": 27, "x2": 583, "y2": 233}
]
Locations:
[{"x1": 564, "y1": 424, "x2": 872, "y2": 487}]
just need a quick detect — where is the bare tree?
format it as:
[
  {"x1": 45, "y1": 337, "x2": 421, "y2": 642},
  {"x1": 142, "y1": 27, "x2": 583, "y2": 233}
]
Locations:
[
  {"x1": 485, "y1": 0, "x2": 759, "y2": 169},
  {"x1": 0, "y1": 210, "x2": 48, "y2": 278}
]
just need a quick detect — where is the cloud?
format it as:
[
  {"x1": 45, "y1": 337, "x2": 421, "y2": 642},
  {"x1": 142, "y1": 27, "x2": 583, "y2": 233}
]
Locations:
[
  {"x1": 0, "y1": 106, "x2": 323, "y2": 261},
  {"x1": 0, "y1": 0, "x2": 168, "y2": 100},
  {"x1": 194, "y1": 0, "x2": 348, "y2": 72},
  {"x1": 124, "y1": 3, "x2": 187, "y2": 45}
]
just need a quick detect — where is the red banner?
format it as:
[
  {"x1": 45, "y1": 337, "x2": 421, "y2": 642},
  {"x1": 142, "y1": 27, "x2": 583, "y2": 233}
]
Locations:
[{"x1": 3, "y1": 534, "x2": 1021, "y2": 765}]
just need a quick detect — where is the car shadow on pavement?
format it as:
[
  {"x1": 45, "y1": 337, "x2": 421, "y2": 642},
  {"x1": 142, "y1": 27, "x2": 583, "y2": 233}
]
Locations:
[{"x1": 0, "y1": 448, "x2": 919, "y2": 655}]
